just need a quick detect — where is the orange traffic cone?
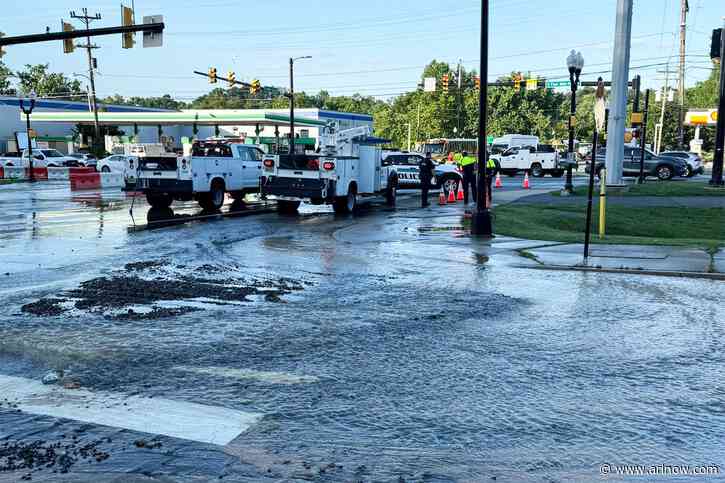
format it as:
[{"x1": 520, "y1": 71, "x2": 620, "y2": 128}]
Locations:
[
  {"x1": 448, "y1": 186, "x2": 457, "y2": 203},
  {"x1": 438, "y1": 190, "x2": 447, "y2": 205},
  {"x1": 495, "y1": 172, "x2": 503, "y2": 189},
  {"x1": 456, "y1": 183, "x2": 464, "y2": 201},
  {"x1": 522, "y1": 172, "x2": 531, "y2": 189}
]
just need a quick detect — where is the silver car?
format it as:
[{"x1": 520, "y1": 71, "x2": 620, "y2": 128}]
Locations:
[{"x1": 659, "y1": 151, "x2": 704, "y2": 177}]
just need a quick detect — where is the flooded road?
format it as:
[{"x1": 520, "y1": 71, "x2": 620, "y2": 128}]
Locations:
[{"x1": 1, "y1": 182, "x2": 724, "y2": 482}]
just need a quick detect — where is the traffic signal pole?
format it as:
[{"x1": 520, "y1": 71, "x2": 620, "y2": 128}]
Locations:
[
  {"x1": 471, "y1": 0, "x2": 493, "y2": 237},
  {"x1": 711, "y1": 23, "x2": 725, "y2": 187},
  {"x1": 637, "y1": 89, "x2": 650, "y2": 184}
]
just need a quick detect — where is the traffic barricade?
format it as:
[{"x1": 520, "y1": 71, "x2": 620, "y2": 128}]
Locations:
[
  {"x1": 31, "y1": 167, "x2": 48, "y2": 180},
  {"x1": 69, "y1": 167, "x2": 96, "y2": 175},
  {"x1": 0, "y1": 166, "x2": 4, "y2": 179},
  {"x1": 70, "y1": 172, "x2": 101, "y2": 190},
  {"x1": 100, "y1": 172, "x2": 124, "y2": 188},
  {"x1": 47, "y1": 167, "x2": 71, "y2": 180},
  {"x1": 4, "y1": 166, "x2": 28, "y2": 180}
]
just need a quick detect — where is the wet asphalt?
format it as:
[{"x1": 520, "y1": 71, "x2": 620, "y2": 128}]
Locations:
[{"x1": 1, "y1": 179, "x2": 724, "y2": 482}]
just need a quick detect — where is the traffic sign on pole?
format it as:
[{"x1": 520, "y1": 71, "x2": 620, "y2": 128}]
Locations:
[{"x1": 545, "y1": 80, "x2": 572, "y2": 89}]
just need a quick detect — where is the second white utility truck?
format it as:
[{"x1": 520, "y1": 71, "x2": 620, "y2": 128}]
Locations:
[
  {"x1": 136, "y1": 139, "x2": 265, "y2": 210},
  {"x1": 262, "y1": 125, "x2": 398, "y2": 214}
]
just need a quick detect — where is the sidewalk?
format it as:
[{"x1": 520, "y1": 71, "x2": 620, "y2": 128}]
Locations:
[{"x1": 519, "y1": 243, "x2": 724, "y2": 279}]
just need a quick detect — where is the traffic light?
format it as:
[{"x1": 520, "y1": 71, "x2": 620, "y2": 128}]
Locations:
[
  {"x1": 62, "y1": 21, "x2": 75, "y2": 54},
  {"x1": 474, "y1": 75, "x2": 481, "y2": 90},
  {"x1": 121, "y1": 5, "x2": 134, "y2": 49},
  {"x1": 442, "y1": 74, "x2": 449, "y2": 94},
  {"x1": 513, "y1": 74, "x2": 522, "y2": 90},
  {"x1": 712, "y1": 28, "x2": 722, "y2": 62},
  {"x1": 228, "y1": 71, "x2": 236, "y2": 88},
  {"x1": 208, "y1": 67, "x2": 217, "y2": 84},
  {"x1": 250, "y1": 79, "x2": 261, "y2": 95}
]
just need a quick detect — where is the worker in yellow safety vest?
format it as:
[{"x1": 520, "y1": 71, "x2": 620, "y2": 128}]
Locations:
[
  {"x1": 456, "y1": 151, "x2": 477, "y2": 204},
  {"x1": 485, "y1": 155, "x2": 497, "y2": 206}
]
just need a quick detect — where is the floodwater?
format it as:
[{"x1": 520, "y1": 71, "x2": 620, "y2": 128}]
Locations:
[{"x1": 1, "y1": 182, "x2": 724, "y2": 482}]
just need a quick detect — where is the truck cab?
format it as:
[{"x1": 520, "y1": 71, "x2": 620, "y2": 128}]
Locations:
[
  {"x1": 0, "y1": 149, "x2": 79, "y2": 168},
  {"x1": 136, "y1": 139, "x2": 264, "y2": 210}
]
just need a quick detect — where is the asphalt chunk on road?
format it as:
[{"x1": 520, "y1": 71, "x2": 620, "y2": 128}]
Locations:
[{"x1": 19, "y1": 261, "x2": 310, "y2": 320}]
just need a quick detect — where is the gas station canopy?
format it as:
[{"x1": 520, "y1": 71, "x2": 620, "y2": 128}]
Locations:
[{"x1": 25, "y1": 110, "x2": 329, "y2": 127}]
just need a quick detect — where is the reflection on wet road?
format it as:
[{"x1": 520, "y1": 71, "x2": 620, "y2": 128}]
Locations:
[{"x1": 1, "y1": 182, "x2": 724, "y2": 482}]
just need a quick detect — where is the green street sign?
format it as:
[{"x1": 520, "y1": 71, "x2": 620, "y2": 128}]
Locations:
[
  {"x1": 546, "y1": 80, "x2": 571, "y2": 88},
  {"x1": 487, "y1": 135, "x2": 494, "y2": 144}
]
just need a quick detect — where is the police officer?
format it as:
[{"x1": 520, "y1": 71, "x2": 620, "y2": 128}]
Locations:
[
  {"x1": 418, "y1": 152, "x2": 435, "y2": 207},
  {"x1": 457, "y1": 151, "x2": 477, "y2": 205},
  {"x1": 485, "y1": 154, "x2": 497, "y2": 206}
]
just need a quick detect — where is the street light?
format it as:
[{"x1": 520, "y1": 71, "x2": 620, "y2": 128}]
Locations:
[
  {"x1": 288, "y1": 56, "x2": 312, "y2": 161},
  {"x1": 564, "y1": 50, "x2": 584, "y2": 195},
  {"x1": 19, "y1": 91, "x2": 37, "y2": 182}
]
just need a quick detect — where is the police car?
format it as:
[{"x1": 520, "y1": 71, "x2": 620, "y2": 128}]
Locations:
[{"x1": 382, "y1": 151, "x2": 462, "y2": 193}]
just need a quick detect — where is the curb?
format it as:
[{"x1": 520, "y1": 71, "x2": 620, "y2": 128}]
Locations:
[{"x1": 519, "y1": 263, "x2": 725, "y2": 281}]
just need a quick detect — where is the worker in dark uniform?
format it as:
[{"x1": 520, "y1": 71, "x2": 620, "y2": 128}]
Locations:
[
  {"x1": 457, "y1": 151, "x2": 477, "y2": 205},
  {"x1": 418, "y1": 152, "x2": 435, "y2": 207}
]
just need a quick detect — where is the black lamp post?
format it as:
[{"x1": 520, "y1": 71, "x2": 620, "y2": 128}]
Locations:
[
  {"x1": 288, "y1": 56, "x2": 312, "y2": 162},
  {"x1": 19, "y1": 91, "x2": 37, "y2": 182},
  {"x1": 564, "y1": 50, "x2": 584, "y2": 195},
  {"x1": 470, "y1": 0, "x2": 493, "y2": 236}
]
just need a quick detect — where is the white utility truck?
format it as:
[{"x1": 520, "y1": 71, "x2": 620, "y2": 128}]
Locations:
[
  {"x1": 262, "y1": 125, "x2": 398, "y2": 214},
  {"x1": 492, "y1": 144, "x2": 564, "y2": 177},
  {"x1": 135, "y1": 139, "x2": 265, "y2": 210},
  {"x1": 0, "y1": 148, "x2": 80, "y2": 168}
]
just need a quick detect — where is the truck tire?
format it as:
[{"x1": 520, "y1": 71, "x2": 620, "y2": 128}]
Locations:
[
  {"x1": 277, "y1": 200, "x2": 301, "y2": 213},
  {"x1": 333, "y1": 184, "x2": 357, "y2": 214},
  {"x1": 530, "y1": 163, "x2": 544, "y2": 177},
  {"x1": 198, "y1": 179, "x2": 225, "y2": 211},
  {"x1": 385, "y1": 177, "x2": 398, "y2": 206},
  {"x1": 656, "y1": 164, "x2": 674, "y2": 181},
  {"x1": 146, "y1": 193, "x2": 173, "y2": 209},
  {"x1": 101, "y1": 166, "x2": 111, "y2": 173}
]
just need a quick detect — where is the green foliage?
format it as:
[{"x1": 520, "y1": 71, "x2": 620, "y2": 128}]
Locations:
[
  {"x1": 15, "y1": 64, "x2": 82, "y2": 99},
  {"x1": 102, "y1": 94, "x2": 188, "y2": 111},
  {"x1": 0, "y1": 60, "x2": 14, "y2": 95}
]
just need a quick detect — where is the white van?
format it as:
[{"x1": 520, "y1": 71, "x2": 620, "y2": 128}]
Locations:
[{"x1": 490, "y1": 135, "x2": 539, "y2": 155}]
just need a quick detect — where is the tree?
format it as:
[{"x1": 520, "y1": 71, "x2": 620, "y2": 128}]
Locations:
[
  {"x1": 0, "y1": 60, "x2": 14, "y2": 95},
  {"x1": 15, "y1": 64, "x2": 82, "y2": 99}
]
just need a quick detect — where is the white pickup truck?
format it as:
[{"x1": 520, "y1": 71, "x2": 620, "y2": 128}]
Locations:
[
  {"x1": 492, "y1": 144, "x2": 564, "y2": 177},
  {"x1": 136, "y1": 140, "x2": 265, "y2": 210},
  {"x1": 262, "y1": 125, "x2": 398, "y2": 214},
  {"x1": 0, "y1": 149, "x2": 81, "y2": 168}
]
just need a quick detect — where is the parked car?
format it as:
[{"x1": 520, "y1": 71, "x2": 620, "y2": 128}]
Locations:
[
  {"x1": 97, "y1": 154, "x2": 139, "y2": 186},
  {"x1": 659, "y1": 151, "x2": 704, "y2": 177},
  {"x1": 0, "y1": 149, "x2": 81, "y2": 168},
  {"x1": 68, "y1": 153, "x2": 98, "y2": 169},
  {"x1": 585, "y1": 147, "x2": 688, "y2": 180},
  {"x1": 381, "y1": 151, "x2": 465, "y2": 193}
]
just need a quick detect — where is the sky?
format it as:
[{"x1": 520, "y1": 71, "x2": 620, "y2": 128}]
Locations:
[{"x1": 0, "y1": 0, "x2": 721, "y2": 102}]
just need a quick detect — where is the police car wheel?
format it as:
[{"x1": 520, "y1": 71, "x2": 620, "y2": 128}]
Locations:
[{"x1": 441, "y1": 176, "x2": 458, "y2": 195}]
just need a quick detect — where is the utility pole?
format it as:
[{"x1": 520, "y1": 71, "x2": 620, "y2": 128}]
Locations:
[
  {"x1": 457, "y1": 59, "x2": 463, "y2": 135},
  {"x1": 604, "y1": 0, "x2": 634, "y2": 186},
  {"x1": 71, "y1": 9, "x2": 102, "y2": 153},
  {"x1": 678, "y1": 0, "x2": 689, "y2": 149}
]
